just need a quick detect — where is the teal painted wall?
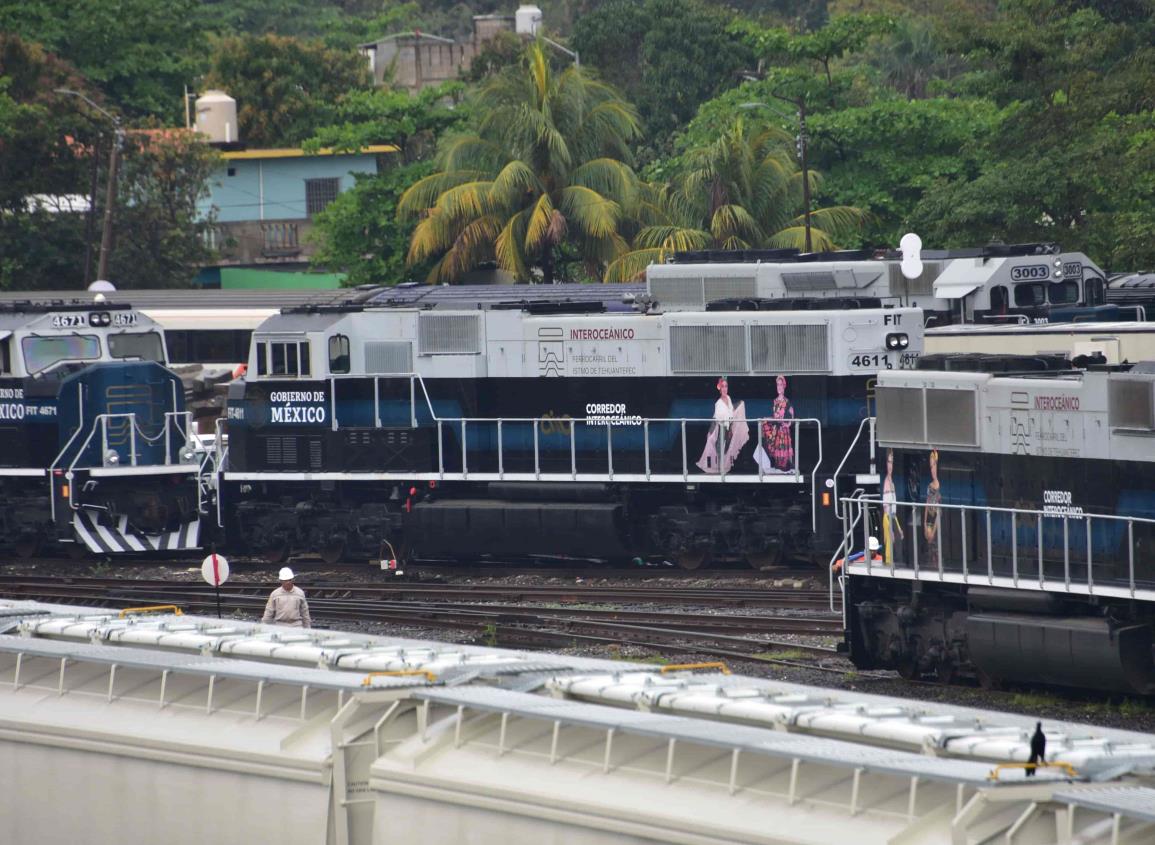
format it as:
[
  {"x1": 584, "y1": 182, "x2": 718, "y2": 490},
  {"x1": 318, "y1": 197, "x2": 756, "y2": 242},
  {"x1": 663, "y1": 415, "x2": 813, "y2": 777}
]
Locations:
[{"x1": 200, "y1": 154, "x2": 379, "y2": 223}]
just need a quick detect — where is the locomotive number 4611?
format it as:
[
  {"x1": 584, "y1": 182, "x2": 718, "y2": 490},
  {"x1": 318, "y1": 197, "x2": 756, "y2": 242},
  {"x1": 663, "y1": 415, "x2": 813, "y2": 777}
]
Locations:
[{"x1": 849, "y1": 353, "x2": 892, "y2": 369}]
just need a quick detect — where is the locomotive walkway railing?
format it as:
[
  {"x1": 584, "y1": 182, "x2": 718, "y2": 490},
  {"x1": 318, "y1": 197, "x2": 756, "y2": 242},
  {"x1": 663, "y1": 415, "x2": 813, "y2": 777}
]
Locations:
[
  {"x1": 50, "y1": 411, "x2": 205, "y2": 520},
  {"x1": 302, "y1": 373, "x2": 832, "y2": 490},
  {"x1": 426, "y1": 414, "x2": 823, "y2": 488},
  {"x1": 836, "y1": 493, "x2": 1155, "y2": 603}
]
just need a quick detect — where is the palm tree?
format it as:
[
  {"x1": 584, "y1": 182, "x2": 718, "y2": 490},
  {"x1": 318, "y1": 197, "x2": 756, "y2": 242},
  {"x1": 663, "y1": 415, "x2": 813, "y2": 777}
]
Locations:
[
  {"x1": 606, "y1": 116, "x2": 865, "y2": 282},
  {"x1": 398, "y1": 42, "x2": 641, "y2": 283}
]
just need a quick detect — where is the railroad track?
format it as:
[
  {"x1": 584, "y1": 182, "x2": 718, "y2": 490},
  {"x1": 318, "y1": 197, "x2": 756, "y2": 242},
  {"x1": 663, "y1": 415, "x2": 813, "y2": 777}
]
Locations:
[
  {"x1": 0, "y1": 575, "x2": 837, "y2": 610},
  {"x1": 0, "y1": 575, "x2": 843, "y2": 661}
]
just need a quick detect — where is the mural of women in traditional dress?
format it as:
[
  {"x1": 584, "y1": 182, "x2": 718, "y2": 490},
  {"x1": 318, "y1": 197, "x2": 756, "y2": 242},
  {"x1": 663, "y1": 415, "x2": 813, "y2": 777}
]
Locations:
[
  {"x1": 697, "y1": 376, "x2": 749, "y2": 474},
  {"x1": 754, "y1": 375, "x2": 795, "y2": 473},
  {"x1": 882, "y1": 448, "x2": 904, "y2": 564},
  {"x1": 923, "y1": 448, "x2": 941, "y2": 565}
]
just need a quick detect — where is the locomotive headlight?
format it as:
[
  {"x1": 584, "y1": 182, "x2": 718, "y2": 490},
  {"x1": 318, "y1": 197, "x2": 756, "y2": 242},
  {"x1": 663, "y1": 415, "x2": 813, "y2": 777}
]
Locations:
[
  {"x1": 180, "y1": 445, "x2": 198, "y2": 463},
  {"x1": 103, "y1": 449, "x2": 120, "y2": 466},
  {"x1": 885, "y1": 332, "x2": 908, "y2": 350},
  {"x1": 88, "y1": 311, "x2": 111, "y2": 326}
]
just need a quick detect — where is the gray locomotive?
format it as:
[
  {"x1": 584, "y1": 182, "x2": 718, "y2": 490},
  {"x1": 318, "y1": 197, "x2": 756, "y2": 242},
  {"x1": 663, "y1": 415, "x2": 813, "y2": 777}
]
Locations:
[
  {"x1": 841, "y1": 355, "x2": 1155, "y2": 693},
  {"x1": 219, "y1": 289, "x2": 922, "y2": 568}
]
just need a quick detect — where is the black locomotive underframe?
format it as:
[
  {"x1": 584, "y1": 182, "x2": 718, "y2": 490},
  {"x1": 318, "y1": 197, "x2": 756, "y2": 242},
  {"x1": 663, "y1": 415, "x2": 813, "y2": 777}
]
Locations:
[
  {"x1": 845, "y1": 575, "x2": 1155, "y2": 693},
  {"x1": 225, "y1": 479, "x2": 825, "y2": 567}
]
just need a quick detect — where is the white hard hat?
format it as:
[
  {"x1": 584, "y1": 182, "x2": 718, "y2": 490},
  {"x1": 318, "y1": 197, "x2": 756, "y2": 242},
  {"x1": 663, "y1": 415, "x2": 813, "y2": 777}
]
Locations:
[
  {"x1": 868, "y1": 536, "x2": 880, "y2": 552},
  {"x1": 278, "y1": 567, "x2": 295, "y2": 581}
]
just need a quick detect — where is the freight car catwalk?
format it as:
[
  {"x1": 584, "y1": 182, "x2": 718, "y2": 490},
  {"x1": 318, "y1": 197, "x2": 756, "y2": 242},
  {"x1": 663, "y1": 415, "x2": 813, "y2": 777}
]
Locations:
[{"x1": 2, "y1": 599, "x2": 1155, "y2": 845}]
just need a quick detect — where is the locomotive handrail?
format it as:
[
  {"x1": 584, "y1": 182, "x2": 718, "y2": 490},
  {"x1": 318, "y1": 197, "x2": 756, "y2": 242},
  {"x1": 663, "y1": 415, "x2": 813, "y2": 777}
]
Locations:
[
  {"x1": 831, "y1": 416, "x2": 875, "y2": 520},
  {"x1": 830, "y1": 488, "x2": 866, "y2": 612},
  {"x1": 48, "y1": 382, "x2": 85, "y2": 522},
  {"x1": 839, "y1": 494, "x2": 1155, "y2": 601},
  {"x1": 60, "y1": 412, "x2": 206, "y2": 513},
  {"x1": 427, "y1": 414, "x2": 823, "y2": 486}
]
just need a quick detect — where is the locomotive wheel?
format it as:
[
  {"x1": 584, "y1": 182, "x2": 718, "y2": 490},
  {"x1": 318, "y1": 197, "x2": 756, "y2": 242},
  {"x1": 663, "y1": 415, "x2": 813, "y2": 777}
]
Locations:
[
  {"x1": 746, "y1": 547, "x2": 783, "y2": 571},
  {"x1": 675, "y1": 550, "x2": 708, "y2": 571},
  {"x1": 263, "y1": 540, "x2": 291, "y2": 564},
  {"x1": 935, "y1": 663, "x2": 957, "y2": 686},
  {"x1": 976, "y1": 668, "x2": 1003, "y2": 691},
  {"x1": 319, "y1": 540, "x2": 346, "y2": 565},
  {"x1": 896, "y1": 658, "x2": 919, "y2": 681},
  {"x1": 13, "y1": 533, "x2": 41, "y2": 559}
]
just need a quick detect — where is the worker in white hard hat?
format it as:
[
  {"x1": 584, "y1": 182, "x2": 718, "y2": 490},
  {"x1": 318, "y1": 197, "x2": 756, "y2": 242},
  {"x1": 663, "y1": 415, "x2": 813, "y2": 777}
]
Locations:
[
  {"x1": 261, "y1": 566, "x2": 312, "y2": 628},
  {"x1": 833, "y1": 536, "x2": 883, "y2": 574}
]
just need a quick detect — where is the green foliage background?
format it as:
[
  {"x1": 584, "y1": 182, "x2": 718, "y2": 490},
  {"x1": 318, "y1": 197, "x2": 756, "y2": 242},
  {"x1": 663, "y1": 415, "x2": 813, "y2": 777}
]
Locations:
[{"x1": 4, "y1": 0, "x2": 1155, "y2": 288}]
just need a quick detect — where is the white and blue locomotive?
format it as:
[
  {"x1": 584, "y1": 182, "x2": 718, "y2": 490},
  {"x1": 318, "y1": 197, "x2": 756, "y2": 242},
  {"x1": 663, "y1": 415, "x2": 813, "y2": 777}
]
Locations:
[
  {"x1": 842, "y1": 356, "x2": 1155, "y2": 693},
  {"x1": 0, "y1": 300, "x2": 206, "y2": 557},
  {"x1": 219, "y1": 290, "x2": 923, "y2": 568}
]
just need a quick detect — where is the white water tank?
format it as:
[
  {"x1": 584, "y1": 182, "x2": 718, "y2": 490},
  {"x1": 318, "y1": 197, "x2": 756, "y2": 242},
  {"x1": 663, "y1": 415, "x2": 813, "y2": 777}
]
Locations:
[
  {"x1": 515, "y1": 4, "x2": 542, "y2": 35},
  {"x1": 195, "y1": 90, "x2": 239, "y2": 145}
]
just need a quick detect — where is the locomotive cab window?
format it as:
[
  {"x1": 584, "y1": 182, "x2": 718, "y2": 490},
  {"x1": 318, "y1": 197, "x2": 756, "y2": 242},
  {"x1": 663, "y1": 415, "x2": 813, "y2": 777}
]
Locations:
[
  {"x1": 108, "y1": 331, "x2": 166, "y2": 363},
  {"x1": 990, "y1": 285, "x2": 1008, "y2": 314},
  {"x1": 21, "y1": 334, "x2": 100, "y2": 374},
  {"x1": 0, "y1": 337, "x2": 10, "y2": 374},
  {"x1": 1048, "y1": 280, "x2": 1079, "y2": 305},
  {"x1": 328, "y1": 334, "x2": 350, "y2": 374},
  {"x1": 1013, "y1": 283, "x2": 1045, "y2": 307},
  {"x1": 254, "y1": 340, "x2": 311, "y2": 378},
  {"x1": 1085, "y1": 277, "x2": 1106, "y2": 306}
]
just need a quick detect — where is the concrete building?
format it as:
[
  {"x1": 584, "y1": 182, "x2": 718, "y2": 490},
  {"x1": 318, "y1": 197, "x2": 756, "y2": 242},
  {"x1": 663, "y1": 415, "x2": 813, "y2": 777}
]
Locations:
[
  {"x1": 359, "y1": 5, "x2": 543, "y2": 92},
  {"x1": 197, "y1": 145, "x2": 397, "y2": 279}
]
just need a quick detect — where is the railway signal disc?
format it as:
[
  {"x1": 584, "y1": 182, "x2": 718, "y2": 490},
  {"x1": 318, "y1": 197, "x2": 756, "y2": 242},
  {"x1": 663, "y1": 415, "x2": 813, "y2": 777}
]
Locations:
[{"x1": 201, "y1": 553, "x2": 230, "y2": 586}]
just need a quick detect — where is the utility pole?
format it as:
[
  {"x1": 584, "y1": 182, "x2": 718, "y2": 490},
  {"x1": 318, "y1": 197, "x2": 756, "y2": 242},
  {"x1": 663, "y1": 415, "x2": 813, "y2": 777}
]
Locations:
[
  {"x1": 55, "y1": 89, "x2": 123, "y2": 281},
  {"x1": 739, "y1": 73, "x2": 813, "y2": 253},
  {"x1": 794, "y1": 98, "x2": 812, "y2": 254},
  {"x1": 96, "y1": 130, "x2": 121, "y2": 281}
]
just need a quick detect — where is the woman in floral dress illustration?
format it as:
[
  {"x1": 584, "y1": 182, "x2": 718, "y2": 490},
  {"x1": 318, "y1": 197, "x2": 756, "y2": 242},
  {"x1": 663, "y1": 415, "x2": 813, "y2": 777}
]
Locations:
[{"x1": 755, "y1": 375, "x2": 795, "y2": 473}]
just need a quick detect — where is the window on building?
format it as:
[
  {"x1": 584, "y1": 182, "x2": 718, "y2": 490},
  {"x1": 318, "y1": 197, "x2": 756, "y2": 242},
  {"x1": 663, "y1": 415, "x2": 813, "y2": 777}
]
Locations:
[
  {"x1": 328, "y1": 334, "x2": 350, "y2": 374},
  {"x1": 305, "y1": 177, "x2": 341, "y2": 216}
]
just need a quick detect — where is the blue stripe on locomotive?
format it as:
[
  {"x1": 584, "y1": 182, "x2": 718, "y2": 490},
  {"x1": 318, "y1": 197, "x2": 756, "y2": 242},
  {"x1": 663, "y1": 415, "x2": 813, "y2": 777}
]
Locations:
[{"x1": 940, "y1": 477, "x2": 1155, "y2": 559}]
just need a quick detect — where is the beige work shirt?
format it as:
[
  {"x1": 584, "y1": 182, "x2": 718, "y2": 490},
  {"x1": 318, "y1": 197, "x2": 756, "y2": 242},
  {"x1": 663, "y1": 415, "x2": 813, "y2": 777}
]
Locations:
[{"x1": 261, "y1": 585, "x2": 311, "y2": 628}]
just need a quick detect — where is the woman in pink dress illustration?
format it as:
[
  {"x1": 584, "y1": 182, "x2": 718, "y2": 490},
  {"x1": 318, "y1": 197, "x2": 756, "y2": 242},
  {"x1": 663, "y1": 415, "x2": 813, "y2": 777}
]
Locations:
[
  {"x1": 697, "y1": 376, "x2": 749, "y2": 474},
  {"x1": 755, "y1": 375, "x2": 795, "y2": 473}
]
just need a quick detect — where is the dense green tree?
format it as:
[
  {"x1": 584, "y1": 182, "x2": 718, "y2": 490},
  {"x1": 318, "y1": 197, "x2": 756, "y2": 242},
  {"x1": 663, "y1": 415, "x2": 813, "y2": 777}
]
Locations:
[
  {"x1": 0, "y1": 0, "x2": 205, "y2": 120},
  {"x1": 310, "y1": 163, "x2": 434, "y2": 286},
  {"x1": 572, "y1": 0, "x2": 755, "y2": 157},
  {"x1": 304, "y1": 81, "x2": 467, "y2": 162},
  {"x1": 0, "y1": 36, "x2": 100, "y2": 289},
  {"x1": 306, "y1": 83, "x2": 468, "y2": 284},
  {"x1": 398, "y1": 42, "x2": 642, "y2": 283},
  {"x1": 108, "y1": 129, "x2": 220, "y2": 288},
  {"x1": 910, "y1": 0, "x2": 1155, "y2": 266},
  {"x1": 809, "y1": 97, "x2": 1003, "y2": 247},
  {"x1": 204, "y1": 34, "x2": 371, "y2": 148},
  {"x1": 607, "y1": 116, "x2": 864, "y2": 280}
]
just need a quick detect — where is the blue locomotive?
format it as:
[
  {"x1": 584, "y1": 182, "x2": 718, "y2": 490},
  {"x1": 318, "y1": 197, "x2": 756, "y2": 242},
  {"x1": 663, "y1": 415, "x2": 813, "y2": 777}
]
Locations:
[{"x1": 0, "y1": 299, "x2": 207, "y2": 556}]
